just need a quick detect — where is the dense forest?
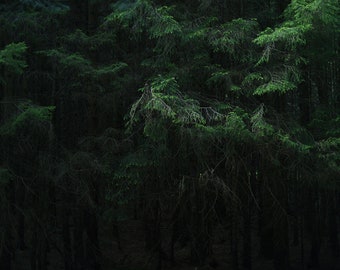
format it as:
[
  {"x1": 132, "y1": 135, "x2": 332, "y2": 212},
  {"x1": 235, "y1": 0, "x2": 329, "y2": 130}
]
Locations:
[{"x1": 0, "y1": 0, "x2": 339, "y2": 269}]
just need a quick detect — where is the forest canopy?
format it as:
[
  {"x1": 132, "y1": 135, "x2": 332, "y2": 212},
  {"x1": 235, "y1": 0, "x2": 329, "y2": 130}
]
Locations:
[{"x1": 0, "y1": 0, "x2": 339, "y2": 270}]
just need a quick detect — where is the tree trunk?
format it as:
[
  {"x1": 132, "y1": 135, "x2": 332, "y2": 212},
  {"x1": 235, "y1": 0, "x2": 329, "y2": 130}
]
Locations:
[
  {"x1": 62, "y1": 207, "x2": 73, "y2": 270},
  {"x1": 0, "y1": 229, "x2": 13, "y2": 270},
  {"x1": 299, "y1": 69, "x2": 311, "y2": 124},
  {"x1": 231, "y1": 208, "x2": 239, "y2": 270},
  {"x1": 259, "y1": 177, "x2": 274, "y2": 260},
  {"x1": 315, "y1": 65, "x2": 329, "y2": 106},
  {"x1": 85, "y1": 209, "x2": 101, "y2": 270},
  {"x1": 305, "y1": 189, "x2": 321, "y2": 269},
  {"x1": 272, "y1": 174, "x2": 289, "y2": 270},
  {"x1": 243, "y1": 203, "x2": 252, "y2": 270},
  {"x1": 329, "y1": 193, "x2": 339, "y2": 258},
  {"x1": 16, "y1": 181, "x2": 27, "y2": 250},
  {"x1": 73, "y1": 210, "x2": 85, "y2": 270},
  {"x1": 144, "y1": 184, "x2": 162, "y2": 270}
]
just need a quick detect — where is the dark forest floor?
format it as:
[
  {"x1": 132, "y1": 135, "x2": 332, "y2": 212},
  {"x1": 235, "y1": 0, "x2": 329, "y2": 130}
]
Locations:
[
  {"x1": 13, "y1": 219, "x2": 340, "y2": 270},
  {"x1": 100, "y1": 219, "x2": 340, "y2": 270}
]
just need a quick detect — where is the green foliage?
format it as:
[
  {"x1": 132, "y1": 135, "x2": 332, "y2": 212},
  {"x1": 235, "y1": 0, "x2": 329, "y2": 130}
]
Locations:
[
  {"x1": 242, "y1": 72, "x2": 263, "y2": 87},
  {"x1": 317, "y1": 137, "x2": 340, "y2": 174},
  {"x1": 61, "y1": 29, "x2": 117, "y2": 54},
  {"x1": 251, "y1": 0, "x2": 339, "y2": 96},
  {"x1": 254, "y1": 76, "x2": 297, "y2": 95},
  {"x1": 255, "y1": 0, "x2": 339, "y2": 51},
  {"x1": 108, "y1": 0, "x2": 182, "y2": 59},
  {"x1": 224, "y1": 111, "x2": 252, "y2": 141},
  {"x1": 40, "y1": 48, "x2": 128, "y2": 91},
  {"x1": 150, "y1": 75, "x2": 180, "y2": 94},
  {"x1": 149, "y1": 6, "x2": 182, "y2": 38},
  {"x1": 93, "y1": 62, "x2": 128, "y2": 78},
  {"x1": 40, "y1": 49, "x2": 92, "y2": 72},
  {"x1": 209, "y1": 18, "x2": 258, "y2": 57},
  {"x1": 60, "y1": 52, "x2": 93, "y2": 73},
  {"x1": 0, "y1": 102, "x2": 55, "y2": 136},
  {"x1": 250, "y1": 104, "x2": 275, "y2": 137},
  {"x1": 0, "y1": 42, "x2": 27, "y2": 75},
  {"x1": 207, "y1": 70, "x2": 230, "y2": 87},
  {"x1": 254, "y1": 23, "x2": 311, "y2": 50},
  {"x1": 284, "y1": 0, "x2": 340, "y2": 28},
  {"x1": 128, "y1": 75, "x2": 207, "y2": 131},
  {"x1": 309, "y1": 108, "x2": 340, "y2": 138},
  {"x1": 276, "y1": 131, "x2": 313, "y2": 153},
  {"x1": 252, "y1": 21, "x2": 306, "y2": 95},
  {"x1": 109, "y1": 0, "x2": 181, "y2": 39}
]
